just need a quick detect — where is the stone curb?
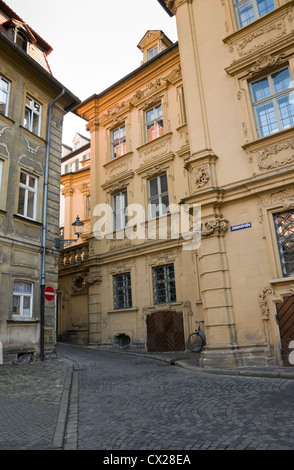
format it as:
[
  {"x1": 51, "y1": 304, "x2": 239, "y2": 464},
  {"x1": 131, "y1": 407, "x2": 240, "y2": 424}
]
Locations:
[
  {"x1": 103, "y1": 348, "x2": 294, "y2": 380},
  {"x1": 51, "y1": 364, "x2": 73, "y2": 450}
]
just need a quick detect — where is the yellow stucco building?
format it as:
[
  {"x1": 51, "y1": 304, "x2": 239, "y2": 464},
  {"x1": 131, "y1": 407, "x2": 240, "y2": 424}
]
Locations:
[
  {"x1": 157, "y1": 0, "x2": 294, "y2": 367},
  {"x1": 59, "y1": 0, "x2": 294, "y2": 368}
]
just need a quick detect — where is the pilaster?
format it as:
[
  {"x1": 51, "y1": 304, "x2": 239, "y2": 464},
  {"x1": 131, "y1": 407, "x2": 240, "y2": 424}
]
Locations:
[
  {"x1": 87, "y1": 269, "x2": 102, "y2": 345},
  {"x1": 198, "y1": 217, "x2": 240, "y2": 367}
]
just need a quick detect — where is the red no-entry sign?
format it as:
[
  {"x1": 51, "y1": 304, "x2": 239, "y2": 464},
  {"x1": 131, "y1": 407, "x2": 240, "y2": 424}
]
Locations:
[{"x1": 44, "y1": 286, "x2": 55, "y2": 302}]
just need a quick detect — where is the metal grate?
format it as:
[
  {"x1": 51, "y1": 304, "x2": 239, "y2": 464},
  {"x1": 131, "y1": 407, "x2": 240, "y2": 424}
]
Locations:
[
  {"x1": 274, "y1": 210, "x2": 294, "y2": 277},
  {"x1": 113, "y1": 272, "x2": 132, "y2": 309},
  {"x1": 152, "y1": 264, "x2": 176, "y2": 304}
]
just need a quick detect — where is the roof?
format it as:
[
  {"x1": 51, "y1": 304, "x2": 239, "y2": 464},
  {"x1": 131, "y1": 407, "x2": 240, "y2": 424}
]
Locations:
[
  {"x1": 0, "y1": 0, "x2": 52, "y2": 54},
  {"x1": 137, "y1": 30, "x2": 173, "y2": 50},
  {"x1": 75, "y1": 41, "x2": 179, "y2": 116},
  {"x1": 0, "y1": 29, "x2": 81, "y2": 110},
  {"x1": 157, "y1": 0, "x2": 174, "y2": 17}
]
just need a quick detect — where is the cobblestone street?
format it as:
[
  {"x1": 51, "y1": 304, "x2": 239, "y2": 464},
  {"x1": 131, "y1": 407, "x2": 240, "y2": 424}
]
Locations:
[
  {"x1": 1, "y1": 343, "x2": 294, "y2": 453},
  {"x1": 59, "y1": 344, "x2": 294, "y2": 451}
]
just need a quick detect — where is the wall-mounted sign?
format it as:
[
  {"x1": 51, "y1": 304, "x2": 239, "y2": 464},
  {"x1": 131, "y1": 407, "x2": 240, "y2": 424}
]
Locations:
[{"x1": 230, "y1": 222, "x2": 252, "y2": 232}]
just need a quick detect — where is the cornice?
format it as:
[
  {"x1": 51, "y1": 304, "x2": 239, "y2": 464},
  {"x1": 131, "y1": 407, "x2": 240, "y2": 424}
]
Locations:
[{"x1": 163, "y1": 0, "x2": 193, "y2": 15}]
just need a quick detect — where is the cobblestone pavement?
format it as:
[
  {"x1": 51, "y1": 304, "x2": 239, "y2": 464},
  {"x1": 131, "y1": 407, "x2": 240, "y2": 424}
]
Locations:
[
  {"x1": 58, "y1": 344, "x2": 294, "y2": 451},
  {"x1": 1, "y1": 343, "x2": 294, "y2": 451},
  {"x1": 0, "y1": 357, "x2": 69, "y2": 450}
]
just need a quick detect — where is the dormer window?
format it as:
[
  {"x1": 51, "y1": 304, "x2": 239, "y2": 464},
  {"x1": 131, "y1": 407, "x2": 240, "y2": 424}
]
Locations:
[
  {"x1": 15, "y1": 30, "x2": 28, "y2": 51},
  {"x1": 148, "y1": 46, "x2": 158, "y2": 60},
  {"x1": 137, "y1": 30, "x2": 173, "y2": 65}
]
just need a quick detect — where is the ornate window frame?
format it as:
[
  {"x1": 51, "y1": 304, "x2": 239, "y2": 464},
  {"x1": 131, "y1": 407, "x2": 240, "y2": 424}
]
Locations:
[{"x1": 258, "y1": 188, "x2": 294, "y2": 280}]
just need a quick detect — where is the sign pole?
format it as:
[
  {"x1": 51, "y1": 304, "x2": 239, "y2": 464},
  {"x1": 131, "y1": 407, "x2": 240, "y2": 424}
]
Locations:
[{"x1": 40, "y1": 284, "x2": 45, "y2": 361}]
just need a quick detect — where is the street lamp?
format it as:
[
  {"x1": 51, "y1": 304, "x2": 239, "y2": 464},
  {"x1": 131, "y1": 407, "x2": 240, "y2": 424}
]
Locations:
[{"x1": 55, "y1": 215, "x2": 84, "y2": 249}]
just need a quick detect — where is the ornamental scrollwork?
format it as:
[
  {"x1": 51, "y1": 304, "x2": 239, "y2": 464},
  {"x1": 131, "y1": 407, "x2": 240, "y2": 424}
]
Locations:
[
  {"x1": 259, "y1": 286, "x2": 274, "y2": 321},
  {"x1": 201, "y1": 218, "x2": 229, "y2": 237},
  {"x1": 194, "y1": 166, "x2": 210, "y2": 189},
  {"x1": 247, "y1": 53, "x2": 287, "y2": 77}
]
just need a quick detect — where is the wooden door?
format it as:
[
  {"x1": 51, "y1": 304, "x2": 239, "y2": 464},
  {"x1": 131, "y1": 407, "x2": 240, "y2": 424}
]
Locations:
[
  {"x1": 147, "y1": 311, "x2": 185, "y2": 352},
  {"x1": 276, "y1": 295, "x2": 294, "y2": 366}
]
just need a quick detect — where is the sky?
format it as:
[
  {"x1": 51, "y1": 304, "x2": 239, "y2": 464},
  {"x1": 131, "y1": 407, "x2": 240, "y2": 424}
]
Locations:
[{"x1": 6, "y1": 0, "x2": 177, "y2": 146}]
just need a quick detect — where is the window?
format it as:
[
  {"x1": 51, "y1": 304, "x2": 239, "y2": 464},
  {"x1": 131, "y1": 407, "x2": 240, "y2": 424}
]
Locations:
[
  {"x1": 18, "y1": 171, "x2": 38, "y2": 220},
  {"x1": 274, "y1": 211, "x2": 294, "y2": 277},
  {"x1": 148, "y1": 173, "x2": 169, "y2": 219},
  {"x1": 112, "y1": 125, "x2": 126, "y2": 159},
  {"x1": 152, "y1": 264, "x2": 176, "y2": 304},
  {"x1": 250, "y1": 68, "x2": 294, "y2": 138},
  {"x1": 13, "y1": 281, "x2": 33, "y2": 317},
  {"x1": 24, "y1": 95, "x2": 42, "y2": 136},
  {"x1": 146, "y1": 104, "x2": 164, "y2": 142},
  {"x1": 85, "y1": 195, "x2": 91, "y2": 220},
  {"x1": 148, "y1": 46, "x2": 158, "y2": 60},
  {"x1": 15, "y1": 30, "x2": 28, "y2": 51},
  {"x1": 179, "y1": 86, "x2": 187, "y2": 125},
  {"x1": 113, "y1": 190, "x2": 127, "y2": 231},
  {"x1": 234, "y1": 0, "x2": 275, "y2": 28},
  {"x1": 0, "y1": 76, "x2": 10, "y2": 116},
  {"x1": 113, "y1": 272, "x2": 132, "y2": 309},
  {"x1": 73, "y1": 140, "x2": 80, "y2": 151}
]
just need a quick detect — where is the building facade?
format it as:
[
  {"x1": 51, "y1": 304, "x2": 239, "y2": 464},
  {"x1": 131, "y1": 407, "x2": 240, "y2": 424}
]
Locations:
[
  {"x1": 0, "y1": 1, "x2": 80, "y2": 363},
  {"x1": 157, "y1": 0, "x2": 294, "y2": 367},
  {"x1": 58, "y1": 31, "x2": 204, "y2": 351},
  {"x1": 60, "y1": 132, "x2": 91, "y2": 240}
]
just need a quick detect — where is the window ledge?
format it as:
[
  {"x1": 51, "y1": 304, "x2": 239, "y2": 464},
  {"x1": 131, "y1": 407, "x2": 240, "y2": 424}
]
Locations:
[
  {"x1": 269, "y1": 277, "x2": 294, "y2": 285},
  {"x1": 19, "y1": 125, "x2": 45, "y2": 144},
  {"x1": 13, "y1": 214, "x2": 42, "y2": 227},
  {"x1": 223, "y1": 5, "x2": 286, "y2": 44},
  {"x1": 7, "y1": 316, "x2": 38, "y2": 324},
  {"x1": 136, "y1": 131, "x2": 172, "y2": 153},
  {"x1": 107, "y1": 307, "x2": 139, "y2": 314},
  {"x1": 103, "y1": 151, "x2": 133, "y2": 170},
  {"x1": 0, "y1": 114, "x2": 15, "y2": 125},
  {"x1": 242, "y1": 126, "x2": 294, "y2": 151}
]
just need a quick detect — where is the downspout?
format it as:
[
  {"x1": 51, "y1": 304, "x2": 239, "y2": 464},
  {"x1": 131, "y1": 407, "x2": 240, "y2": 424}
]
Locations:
[{"x1": 40, "y1": 88, "x2": 65, "y2": 361}]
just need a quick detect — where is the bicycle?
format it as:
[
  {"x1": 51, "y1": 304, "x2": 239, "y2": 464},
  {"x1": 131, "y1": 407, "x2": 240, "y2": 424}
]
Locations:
[{"x1": 188, "y1": 321, "x2": 206, "y2": 352}]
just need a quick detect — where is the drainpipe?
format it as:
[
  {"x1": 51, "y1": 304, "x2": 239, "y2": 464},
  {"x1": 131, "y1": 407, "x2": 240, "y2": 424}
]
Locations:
[{"x1": 40, "y1": 88, "x2": 65, "y2": 361}]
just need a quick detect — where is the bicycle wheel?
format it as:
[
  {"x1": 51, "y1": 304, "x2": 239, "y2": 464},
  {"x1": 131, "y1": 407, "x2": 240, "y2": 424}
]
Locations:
[{"x1": 188, "y1": 332, "x2": 204, "y2": 352}]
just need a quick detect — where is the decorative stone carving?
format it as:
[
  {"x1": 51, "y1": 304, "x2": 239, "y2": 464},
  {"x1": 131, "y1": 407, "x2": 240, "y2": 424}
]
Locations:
[
  {"x1": 100, "y1": 101, "x2": 128, "y2": 126},
  {"x1": 184, "y1": 151, "x2": 218, "y2": 195},
  {"x1": 142, "y1": 300, "x2": 193, "y2": 320},
  {"x1": 258, "y1": 189, "x2": 294, "y2": 223},
  {"x1": 71, "y1": 273, "x2": 88, "y2": 294},
  {"x1": 164, "y1": 0, "x2": 193, "y2": 15},
  {"x1": 86, "y1": 274, "x2": 102, "y2": 285},
  {"x1": 194, "y1": 166, "x2": 210, "y2": 189},
  {"x1": 246, "y1": 137, "x2": 294, "y2": 173},
  {"x1": 259, "y1": 286, "x2": 274, "y2": 320},
  {"x1": 247, "y1": 53, "x2": 287, "y2": 77},
  {"x1": 201, "y1": 218, "x2": 229, "y2": 238}
]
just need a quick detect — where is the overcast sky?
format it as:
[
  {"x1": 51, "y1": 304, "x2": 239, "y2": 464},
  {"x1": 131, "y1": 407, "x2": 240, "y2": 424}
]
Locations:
[{"x1": 7, "y1": 0, "x2": 177, "y2": 146}]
